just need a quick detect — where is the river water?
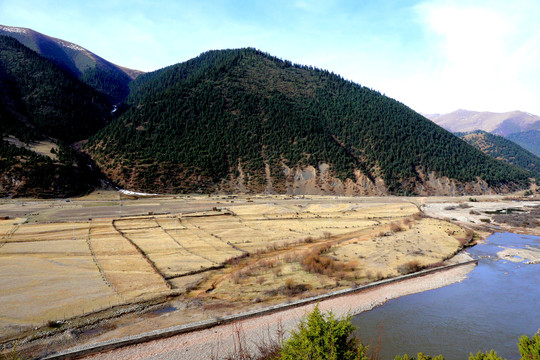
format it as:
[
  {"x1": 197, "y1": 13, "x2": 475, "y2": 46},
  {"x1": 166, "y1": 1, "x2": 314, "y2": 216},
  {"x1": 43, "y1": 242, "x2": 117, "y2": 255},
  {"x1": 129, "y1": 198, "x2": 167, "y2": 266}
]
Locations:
[{"x1": 352, "y1": 232, "x2": 539, "y2": 360}]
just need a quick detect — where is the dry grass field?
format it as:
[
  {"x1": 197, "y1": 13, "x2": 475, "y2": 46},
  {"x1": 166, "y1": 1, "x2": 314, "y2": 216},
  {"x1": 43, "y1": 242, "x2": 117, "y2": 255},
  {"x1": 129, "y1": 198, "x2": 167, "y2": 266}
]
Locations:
[{"x1": 0, "y1": 194, "x2": 474, "y2": 342}]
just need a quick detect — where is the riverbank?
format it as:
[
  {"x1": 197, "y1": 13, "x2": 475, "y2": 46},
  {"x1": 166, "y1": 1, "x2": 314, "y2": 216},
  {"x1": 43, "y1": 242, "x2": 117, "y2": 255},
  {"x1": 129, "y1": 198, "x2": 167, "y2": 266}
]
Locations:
[
  {"x1": 44, "y1": 258, "x2": 476, "y2": 360},
  {"x1": 3, "y1": 194, "x2": 534, "y2": 358}
]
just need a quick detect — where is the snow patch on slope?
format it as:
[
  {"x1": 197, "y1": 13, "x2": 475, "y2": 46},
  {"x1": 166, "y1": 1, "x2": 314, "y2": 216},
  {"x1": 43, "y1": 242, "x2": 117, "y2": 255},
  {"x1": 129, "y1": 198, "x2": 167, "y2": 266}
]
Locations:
[{"x1": 0, "y1": 25, "x2": 28, "y2": 34}]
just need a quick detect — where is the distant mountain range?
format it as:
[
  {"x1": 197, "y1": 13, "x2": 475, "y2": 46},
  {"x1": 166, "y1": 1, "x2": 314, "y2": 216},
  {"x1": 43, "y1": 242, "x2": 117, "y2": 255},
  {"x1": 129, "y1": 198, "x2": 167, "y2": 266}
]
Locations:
[
  {"x1": 425, "y1": 109, "x2": 540, "y2": 136},
  {"x1": 0, "y1": 27, "x2": 535, "y2": 197},
  {"x1": 0, "y1": 24, "x2": 143, "y2": 102},
  {"x1": 425, "y1": 109, "x2": 540, "y2": 157}
]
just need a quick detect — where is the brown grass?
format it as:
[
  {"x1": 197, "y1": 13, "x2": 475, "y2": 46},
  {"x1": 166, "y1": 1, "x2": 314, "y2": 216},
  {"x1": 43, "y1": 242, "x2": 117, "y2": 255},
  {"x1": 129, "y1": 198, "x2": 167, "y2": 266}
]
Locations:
[
  {"x1": 224, "y1": 253, "x2": 250, "y2": 266},
  {"x1": 304, "y1": 236, "x2": 314, "y2": 243},
  {"x1": 412, "y1": 212, "x2": 424, "y2": 220},
  {"x1": 389, "y1": 222, "x2": 403, "y2": 232},
  {"x1": 212, "y1": 321, "x2": 284, "y2": 360},
  {"x1": 456, "y1": 229, "x2": 474, "y2": 247},
  {"x1": 397, "y1": 260, "x2": 423, "y2": 275},
  {"x1": 300, "y1": 244, "x2": 355, "y2": 277}
]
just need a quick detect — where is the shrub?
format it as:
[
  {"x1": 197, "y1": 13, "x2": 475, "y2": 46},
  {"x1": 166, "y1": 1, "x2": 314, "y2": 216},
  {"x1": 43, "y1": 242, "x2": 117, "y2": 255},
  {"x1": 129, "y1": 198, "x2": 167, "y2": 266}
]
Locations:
[
  {"x1": 518, "y1": 331, "x2": 540, "y2": 360},
  {"x1": 412, "y1": 212, "x2": 425, "y2": 220},
  {"x1": 398, "y1": 260, "x2": 423, "y2": 274},
  {"x1": 403, "y1": 218, "x2": 413, "y2": 228},
  {"x1": 280, "y1": 305, "x2": 368, "y2": 360},
  {"x1": 389, "y1": 222, "x2": 403, "y2": 232},
  {"x1": 264, "y1": 282, "x2": 310, "y2": 297},
  {"x1": 284, "y1": 278, "x2": 295, "y2": 290}
]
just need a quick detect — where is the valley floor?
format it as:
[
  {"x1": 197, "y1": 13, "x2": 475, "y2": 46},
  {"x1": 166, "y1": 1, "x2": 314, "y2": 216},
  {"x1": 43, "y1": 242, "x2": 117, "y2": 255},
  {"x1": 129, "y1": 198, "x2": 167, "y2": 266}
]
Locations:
[{"x1": 0, "y1": 192, "x2": 538, "y2": 358}]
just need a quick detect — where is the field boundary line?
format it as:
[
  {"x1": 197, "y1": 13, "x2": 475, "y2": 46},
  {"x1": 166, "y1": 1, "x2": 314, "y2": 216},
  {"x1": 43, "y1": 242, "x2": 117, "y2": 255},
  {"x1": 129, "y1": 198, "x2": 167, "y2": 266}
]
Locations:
[
  {"x1": 181, "y1": 218, "x2": 235, "y2": 256},
  {"x1": 111, "y1": 219, "x2": 172, "y2": 290},
  {"x1": 85, "y1": 224, "x2": 124, "y2": 301},
  {"x1": 39, "y1": 259, "x2": 478, "y2": 360},
  {"x1": 0, "y1": 223, "x2": 19, "y2": 248},
  {"x1": 184, "y1": 219, "x2": 247, "y2": 254},
  {"x1": 152, "y1": 216, "x2": 216, "y2": 265}
]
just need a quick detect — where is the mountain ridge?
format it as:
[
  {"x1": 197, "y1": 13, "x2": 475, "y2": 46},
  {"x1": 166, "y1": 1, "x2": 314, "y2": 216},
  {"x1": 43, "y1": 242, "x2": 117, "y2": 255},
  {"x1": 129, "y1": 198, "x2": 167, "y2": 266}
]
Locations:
[
  {"x1": 0, "y1": 24, "x2": 144, "y2": 102},
  {"x1": 425, "y1": 109, "x2": 540, "y2": 136},
  {"x1": 0, "y1": 35, "x2": 111, "y2": 197},
  {"x1": 0, "y1": 33, "x2": 533, "y2": 197},
  {"x1": 84, "y1": 48, "x2": 529, "y2": 196}
]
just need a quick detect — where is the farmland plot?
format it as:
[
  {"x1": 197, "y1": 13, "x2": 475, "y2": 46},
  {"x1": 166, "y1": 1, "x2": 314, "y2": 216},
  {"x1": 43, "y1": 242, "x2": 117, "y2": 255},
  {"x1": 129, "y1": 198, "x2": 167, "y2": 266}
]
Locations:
[{"x1": 0, "y1": 221, "x2": 121, "y2": 333}]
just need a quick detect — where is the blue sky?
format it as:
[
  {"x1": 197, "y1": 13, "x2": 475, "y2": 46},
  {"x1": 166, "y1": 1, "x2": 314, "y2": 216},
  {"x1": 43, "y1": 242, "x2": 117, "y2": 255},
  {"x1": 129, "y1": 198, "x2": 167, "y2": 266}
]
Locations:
[{"x1": 1, "y1": 0, "x2": 540, "y2": 115}]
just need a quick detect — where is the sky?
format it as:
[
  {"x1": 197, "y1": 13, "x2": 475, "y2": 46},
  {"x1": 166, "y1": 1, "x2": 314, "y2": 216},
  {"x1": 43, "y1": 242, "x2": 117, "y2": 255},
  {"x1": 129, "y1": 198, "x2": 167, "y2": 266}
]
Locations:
[{"x1": 1, "y1": 0, "x2": 540, "y2": 115}]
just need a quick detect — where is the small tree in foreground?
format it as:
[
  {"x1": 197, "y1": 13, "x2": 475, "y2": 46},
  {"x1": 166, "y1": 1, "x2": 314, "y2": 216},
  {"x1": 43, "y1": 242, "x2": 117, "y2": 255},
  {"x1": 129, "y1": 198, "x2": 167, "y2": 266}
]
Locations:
[
  {"x1": 519, "y1": 331, "x2": 540, "y2": 360},
  {"x1": 280, "y1": 305, "x2": 368, "y2": 360}
]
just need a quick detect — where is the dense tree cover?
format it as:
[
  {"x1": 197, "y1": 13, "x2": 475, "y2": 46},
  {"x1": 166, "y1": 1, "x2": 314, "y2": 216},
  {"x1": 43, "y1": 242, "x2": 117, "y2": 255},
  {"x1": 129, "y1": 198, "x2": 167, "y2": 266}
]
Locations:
[
  {"x1": 86, "y1": 48, "x2": 529, "y2": 193},
  {"x1": 458, "y1": 130, "x2": 540, "y2": 178},
  {"x1": 0, "y1": 139, "x2": 100, "y2": 198},
  {"x1": 79, "y1": 64, "x2": 131, "y2": 103},
  {"x1": 0, "y1": 36, "x2": 114, "y2": 197},
  {"x1": 506, "y1": 130, "x2": 540, "y2": 158},
  {"x1": 0, "y1": 35, "x2": 111, "y2": 142}
]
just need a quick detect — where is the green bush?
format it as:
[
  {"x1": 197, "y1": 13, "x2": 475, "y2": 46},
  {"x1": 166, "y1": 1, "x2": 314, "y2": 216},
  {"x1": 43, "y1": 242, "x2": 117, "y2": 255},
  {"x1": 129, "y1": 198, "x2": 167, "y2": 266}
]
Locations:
[
  {"x1": 518, "y1": 331, "x2": 540, "y2": 360},
  {"x1": 280, "y1": 305, "x2": 368, "y2": 360},
  {"x1": 469, "y1": 350, "x2": 504, "y2": 360}
]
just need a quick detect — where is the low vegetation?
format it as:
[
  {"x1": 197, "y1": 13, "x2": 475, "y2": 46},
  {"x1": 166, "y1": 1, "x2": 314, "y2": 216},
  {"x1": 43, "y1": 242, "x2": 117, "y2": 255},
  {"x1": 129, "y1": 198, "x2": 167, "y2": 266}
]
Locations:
[{"x1": 217, "y1": 307, "x2": 540, "y2": 360}]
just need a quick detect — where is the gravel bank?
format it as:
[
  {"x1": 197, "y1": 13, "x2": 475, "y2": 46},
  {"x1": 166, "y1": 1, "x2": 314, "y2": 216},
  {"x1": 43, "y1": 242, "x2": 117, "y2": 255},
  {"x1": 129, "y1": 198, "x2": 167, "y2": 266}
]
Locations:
[{"x1": 81, "y1": 262, "x2": 476, "y2": 360}]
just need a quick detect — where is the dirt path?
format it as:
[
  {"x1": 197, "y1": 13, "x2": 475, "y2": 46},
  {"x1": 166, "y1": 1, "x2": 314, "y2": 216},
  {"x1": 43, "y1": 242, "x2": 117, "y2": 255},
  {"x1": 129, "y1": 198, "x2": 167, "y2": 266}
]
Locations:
[{"x1": 80, "y1": 262, "x2": 475, "y2": 360}]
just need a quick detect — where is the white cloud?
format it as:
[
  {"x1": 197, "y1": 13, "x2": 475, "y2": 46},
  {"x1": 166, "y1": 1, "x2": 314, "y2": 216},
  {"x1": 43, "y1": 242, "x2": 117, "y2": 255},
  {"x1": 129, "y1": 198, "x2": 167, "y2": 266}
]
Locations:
[{"x1": 407, "y1": 0, "x2": 540, "y2": 114}]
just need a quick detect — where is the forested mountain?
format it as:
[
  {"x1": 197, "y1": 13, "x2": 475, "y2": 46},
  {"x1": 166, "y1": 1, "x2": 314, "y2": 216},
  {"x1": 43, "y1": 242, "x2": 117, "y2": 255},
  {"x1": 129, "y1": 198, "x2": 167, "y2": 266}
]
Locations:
[
  {"x1": 426, "y1": 109, "x2": 540, "y2": 136},
  {"x1": 0, "y1": 35, "x2": 109, "y2": 197},
  {"x1": 0, "y1": 36, "x2": 112, "y2": 142},
  {"x1": 506, "y1": 130, "x2": 540, "y2": 157},
  {"x1": 85, "y1": 48, "x2": 529, "y2": 195},
  {"x1": 457, "y1": 130, "x2": 540, "y2": 177},
  {"x1": 0, "y1": 24, "x2": 143, "y2": 102}
]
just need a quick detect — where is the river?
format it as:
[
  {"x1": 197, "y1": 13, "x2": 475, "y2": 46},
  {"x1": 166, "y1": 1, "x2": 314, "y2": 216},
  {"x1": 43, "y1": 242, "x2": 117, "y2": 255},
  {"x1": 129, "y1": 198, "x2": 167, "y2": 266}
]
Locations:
[{"x1": 352, "y1": 232, "x2": 539, "y2": 360}]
